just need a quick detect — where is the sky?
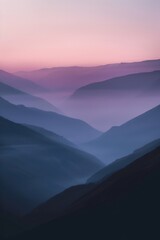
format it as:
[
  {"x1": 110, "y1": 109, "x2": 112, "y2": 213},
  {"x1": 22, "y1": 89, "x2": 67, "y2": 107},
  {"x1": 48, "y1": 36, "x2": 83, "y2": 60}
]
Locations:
[{"x1": 0, "y1": 0, "x2": 160, "y2": 71}]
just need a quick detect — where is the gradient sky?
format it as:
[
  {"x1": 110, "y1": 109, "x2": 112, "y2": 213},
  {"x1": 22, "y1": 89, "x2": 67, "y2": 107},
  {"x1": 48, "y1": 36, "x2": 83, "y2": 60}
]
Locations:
[{"x1": 0, "y1": 0, "x2": 160, "y2": 71}]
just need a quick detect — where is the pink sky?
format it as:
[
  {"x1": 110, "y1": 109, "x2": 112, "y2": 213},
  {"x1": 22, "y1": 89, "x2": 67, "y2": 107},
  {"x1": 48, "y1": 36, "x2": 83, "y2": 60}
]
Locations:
[{"x1": 0, "y1": 0, "x2": 160, "y2": 71}]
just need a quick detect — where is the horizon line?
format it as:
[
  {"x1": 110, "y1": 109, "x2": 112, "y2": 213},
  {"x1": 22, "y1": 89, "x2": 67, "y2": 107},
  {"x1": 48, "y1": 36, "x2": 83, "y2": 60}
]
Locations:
[{"x1": 1, "y1": 58, "x2": 160, "y2": 74}]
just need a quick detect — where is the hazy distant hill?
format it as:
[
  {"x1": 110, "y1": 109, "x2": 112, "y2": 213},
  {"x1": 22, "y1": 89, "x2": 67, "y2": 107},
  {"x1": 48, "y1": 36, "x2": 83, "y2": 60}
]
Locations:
[
  {"x1": 0, "y1": 82, "x2": 59, "y2": 113},
  {"x1": 14, "y1": 61, "x2": 160, "y2": 130},
  {"x1": 71, "y1": 71, "x2": 160, "y2": 98},
  {"x1": 88, "y1": 139, "x2": 160, "y2": 183},
  {"x1": 66, "y1": 71, "x2": 160, "y2": 130},
  {"x1": 0, "y1": 97, "x2": 101, "y2": 143},
  {"x1": 16, "y1": 59, "x2": 160, "y2": 93},
  {"x1": 82, "y1": 105, "x2": 160, "y2": 163},
  {"x1": 0, "y1": 69, "x2": 45, "y2": 94}
]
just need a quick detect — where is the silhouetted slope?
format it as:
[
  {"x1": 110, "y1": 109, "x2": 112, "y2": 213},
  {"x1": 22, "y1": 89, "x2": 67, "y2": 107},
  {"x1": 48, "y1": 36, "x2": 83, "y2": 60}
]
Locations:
[
  {"x1": 0, "y1": 82, "x2": 59, "y2": 113},
  {"x1": 24, "y1": 184, "x2": 95, "y2": 227},
  {"x1": 0, "y1": 116, "x2": 103, "y2": 215},
  {"x1": 0, "y1": 97, "x2": 101, "y2": 143},
  {"x1": 13, "y1": 144, "x2": 160, "y2": 240},
  {"x1": 66, "y1": 70, "x2": 160, "y2": 131},
  {"x1": 87, "y1": 139, "x2": 160, "y2": 183},
  {"x1": 83, "y1": 105, "x2": 160, "y2": 163},
  {"x1": 24, "y1": 124, "x2": 73, "y2": 147}
]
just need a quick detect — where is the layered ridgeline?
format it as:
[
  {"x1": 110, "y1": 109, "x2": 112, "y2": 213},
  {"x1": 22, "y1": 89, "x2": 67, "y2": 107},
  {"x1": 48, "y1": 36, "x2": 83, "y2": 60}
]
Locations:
[
  {"x1": 0, "y1": 69, "x2": 45, "y2": 94},
  {"x1": 0, "y1": 97, "x2": 101, "y2": 143},
  {"x1": 67, "y1": 71, "x2": 160, "y2": 130},
  {"x1": 82, "y1": 105, "x2": 160, "y2": 163},
  {"x1": 13, "y1": 140, "x2": 160, "y2": 240},
  {"x1": 0, "y1": 82, "x2": 59, "y2": 113},
  {"x1": 16, "y1": 59, "x2": 160, "y2": 93},
  {"x1": 0, "y1": 116, "x2": 103, "y2": 215}
]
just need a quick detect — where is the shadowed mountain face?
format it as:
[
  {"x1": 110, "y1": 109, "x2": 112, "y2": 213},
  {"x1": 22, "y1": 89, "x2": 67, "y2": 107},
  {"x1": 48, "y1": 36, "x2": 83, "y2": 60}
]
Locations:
[
  {"x1": 11, "y1": 142, "x2": 160, "y2": 240},
  {"x1": 0, "y1": 116, "x2": 103, "y2": 215},
  {"x1": 0, "y1": 82, "x2": 59, "y2": 113},
  {"x1": 82, "y1": 105, "x2": 160, "y2": 163},
  {"x1": 0, "y1": 70, "x2": 45, "y2": 94},
  {"x1": 0, "y1": 97, "x2": 101, "y2": 143},
  {"x1": 66, "y1": 71, "x2": 160, "y2": 130},
  {"x1": 20, "y1": 140, "x2": 160, "y2": 226}
]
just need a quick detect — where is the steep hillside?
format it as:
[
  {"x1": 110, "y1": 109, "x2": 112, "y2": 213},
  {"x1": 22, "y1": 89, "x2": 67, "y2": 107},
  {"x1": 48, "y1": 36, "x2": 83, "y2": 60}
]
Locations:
[
  {"x1": 0, "y1": 82, "x2": 59, "y2": 113},
  {"x1": 0, "y1": 117, "x2": 103, "y2": 215},
  {"x1": 83, "y1": 105, "x2": 160, "y2": 163}
]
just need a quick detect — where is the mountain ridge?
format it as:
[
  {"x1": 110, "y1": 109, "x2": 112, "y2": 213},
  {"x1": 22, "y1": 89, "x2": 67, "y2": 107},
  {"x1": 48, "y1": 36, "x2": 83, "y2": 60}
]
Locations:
[
  {"x1": 82, "y1": 105, "x2": 160, "y2": 163},
  {"x1": 0, "y1": 82, "x2": 59, "y2": 113},
  {"x1": 0, "y1": 97, "x2": 101, "y2": 143},
  {"x1": 15, "y1": 59, "x2": 160, "y2": 92}
]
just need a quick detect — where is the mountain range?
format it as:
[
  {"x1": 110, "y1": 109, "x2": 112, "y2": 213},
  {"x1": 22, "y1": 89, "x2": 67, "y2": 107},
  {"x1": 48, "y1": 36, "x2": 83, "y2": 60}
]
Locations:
[
  {"x1": 87, "y1": 139, "x2": 160, "y2": 183},
  {"x1": 71, "y1": 70, "x2": 160, "y2": 98},
  {"x1": 66, "y1": 70, "x2": 160, "y2": 130},
  {"x1": 16, "y1": 59, "x2": 160, "y2": 93},
  {"x1": 1, "y1": 59, "x2": 160, "y2": 240}
]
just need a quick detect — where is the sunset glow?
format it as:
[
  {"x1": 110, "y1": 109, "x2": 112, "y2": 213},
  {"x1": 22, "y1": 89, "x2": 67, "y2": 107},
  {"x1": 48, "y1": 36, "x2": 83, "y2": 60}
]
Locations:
[{"x1": 0, "y1": 0, "x2": 160, "y2": 71}]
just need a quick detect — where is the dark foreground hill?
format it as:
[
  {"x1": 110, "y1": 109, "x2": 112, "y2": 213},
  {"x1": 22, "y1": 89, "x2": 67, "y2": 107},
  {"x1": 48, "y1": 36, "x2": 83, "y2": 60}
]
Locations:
[
  {"x1": 67, "y1": 70, "x2": 160, "y2": 131},
  {"x1": 10, "y1": 141, "x2": 160, "y2": 240}
]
